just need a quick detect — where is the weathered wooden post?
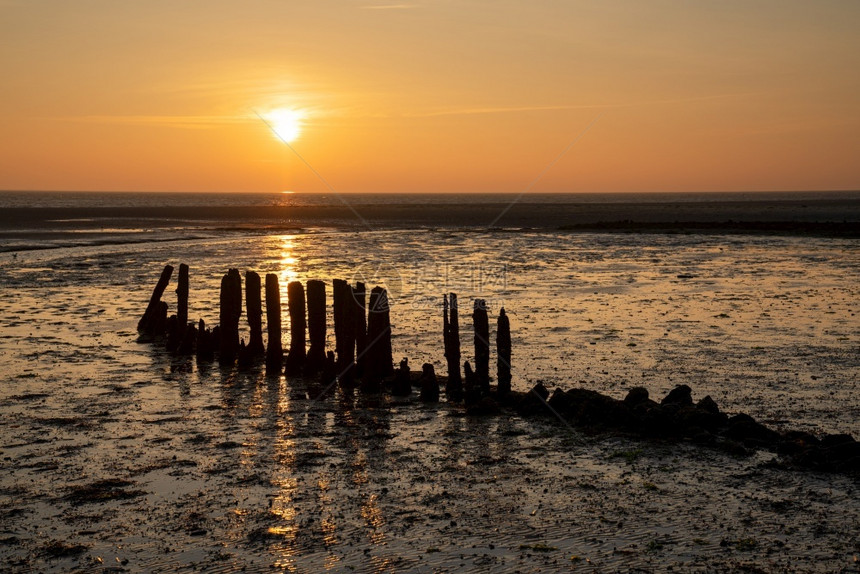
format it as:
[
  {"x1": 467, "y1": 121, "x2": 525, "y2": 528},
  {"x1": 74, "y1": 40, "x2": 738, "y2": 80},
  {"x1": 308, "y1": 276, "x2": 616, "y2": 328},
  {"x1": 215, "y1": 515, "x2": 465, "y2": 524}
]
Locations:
[
  {"x1": 333, "y1": 279, "x2": 348, "y2": 364},
  {"x1": 138, "y1": 264, "x2": 173, "y2": 335},
  {"x1": 305, "y1": 279, "x2": 326, "y2": 373},
  {"x1": 473, "y1": 298, "x2": 490, "y2": 396},
  {"x1": 353, "y1": 282, "x2": 367, "y2": 376},
  {"x1": 265, "y1": 273, "x2": 283, "y2": 369},
  {"x1": 366, "y1": 286, "x2": 393, "y2": 385},
  {"x1": 333, "y1": 279, "x2": 356, "y2": 387},
  {"x1": 166, "y1": 263, "x2": 189, "y2": 352},
  {"x1": 245, "y1": 271, "x2": 265, "y2": 357},
  {"x1": 285, "y1": 280, "x2": 306, "y2": 375},
  {"x1": 219, "y1": 268, "x2": 242, "y2": 365},
  {"x1": 444, "y1": 293, "x2": 463, "y2": 401},
  {"x1": 497, "y1": 307, "x2": 511, "y2": 395}
]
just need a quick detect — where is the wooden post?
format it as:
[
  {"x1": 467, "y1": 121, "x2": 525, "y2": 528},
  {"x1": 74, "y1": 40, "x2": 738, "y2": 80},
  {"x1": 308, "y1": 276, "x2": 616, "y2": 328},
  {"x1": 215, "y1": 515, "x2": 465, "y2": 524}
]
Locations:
[
  {"x1": 333, "y1": 279, "x2": 356, "y2": 386},
  {"x1": 245, "y1": 271, "x2": 265, "y2": 357},
  {"x1": 219, "y1": 268, "x2": 242, "y2": 365},
  {"x1": 138, "y1": 264, "x2": 173, "y2": 334},
  {"x1": 473, "y1": 298, "x2": 490, "y2": 396},
  {"x1": 333, "y1": 279, "x2": 348, "y2": 368},
  {"x1": 285, "y1": 280, "x2": 306, "y2": 375},
  {"x1": 265, "y1": 273, "x2": 283, "y2": 369},
  {"x1": 497, "y1": 307, "x2": 511, "y2": 395},
  {"x1": 353, "y1": 282, "x2": 367, "y2": 376},
  {"x1": 167, "y1": 263, "x2": 189, "y2": 352},
  {"x1": 305, "y1": 279, "x2": 326, "y2": 373},
  {"x1": 444, "y1": 293, "x2": 463, "y2": 401},
  {"x1": 196, "y1": 318, "x2": 215, "y2": 361},
  {"x1": 177, "y1": 263, "x2": 189, "y2": 329},
  {"x1": 365, "y1": 286, "x2": 393, "y2": 384}
]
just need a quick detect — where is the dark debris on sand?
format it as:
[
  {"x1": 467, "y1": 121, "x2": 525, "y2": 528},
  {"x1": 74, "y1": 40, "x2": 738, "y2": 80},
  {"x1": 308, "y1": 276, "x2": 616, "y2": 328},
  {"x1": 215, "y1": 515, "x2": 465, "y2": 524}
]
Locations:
[
  {"x1": 62, "y1": 479, "x2": 147, "y2": 506},
  {"x1": 507, "y1": 382, "x2": 860, "y2": 475}
]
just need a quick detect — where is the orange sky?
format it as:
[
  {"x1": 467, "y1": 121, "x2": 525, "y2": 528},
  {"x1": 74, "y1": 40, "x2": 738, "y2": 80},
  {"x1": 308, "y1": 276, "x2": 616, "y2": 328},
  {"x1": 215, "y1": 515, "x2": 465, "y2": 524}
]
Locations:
[{"x1": 1, "y1": 1, "x2": 858, "y2": 193}]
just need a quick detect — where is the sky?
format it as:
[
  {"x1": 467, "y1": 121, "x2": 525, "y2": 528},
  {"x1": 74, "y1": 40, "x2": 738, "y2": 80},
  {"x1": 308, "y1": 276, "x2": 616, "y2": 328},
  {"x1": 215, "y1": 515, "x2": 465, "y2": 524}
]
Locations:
[{"x1": 1, "y1": 0, "x2": 859, "y2": 194}]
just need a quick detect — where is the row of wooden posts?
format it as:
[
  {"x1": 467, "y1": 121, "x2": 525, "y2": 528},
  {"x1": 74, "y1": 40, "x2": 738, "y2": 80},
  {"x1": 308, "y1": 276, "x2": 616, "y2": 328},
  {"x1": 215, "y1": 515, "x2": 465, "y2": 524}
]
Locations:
[{"x1": 138, "y1": 264, "x2": 512, "y2": 400}]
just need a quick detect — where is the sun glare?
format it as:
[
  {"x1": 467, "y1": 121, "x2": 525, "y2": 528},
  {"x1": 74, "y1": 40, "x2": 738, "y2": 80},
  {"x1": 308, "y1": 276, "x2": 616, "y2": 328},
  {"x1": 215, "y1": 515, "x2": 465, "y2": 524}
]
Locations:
[{"x1": 266, "y1": 109, "x2": 304, "y2": 144}]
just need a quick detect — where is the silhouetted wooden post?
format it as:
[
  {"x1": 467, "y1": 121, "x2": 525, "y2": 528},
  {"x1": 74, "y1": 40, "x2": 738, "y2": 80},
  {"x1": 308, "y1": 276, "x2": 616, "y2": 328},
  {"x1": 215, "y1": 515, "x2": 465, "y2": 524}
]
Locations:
[
  {"x1": 380, "y1": 289, "x2": 393, "y2": 378},
  {"x1": 176, "y1": 263, "x2": 189, "y2": 330},
  {"x1": 497, "y1": 307, "x2": 511, "y2": 395},
  {"x1": 167, "y1": 263, "x2": 190, "y2": 352},
  {"x1": 138, "y1": 264, "x2": 173, "y2": 335},
  {"x1": 365, "y1": 286, "x2": 393, "y2": 386},
  {"x1": 196, "y1": 318, "x2": 215, "y2": 361},
  {"x1": 333, "y1": 279, "x2": 356, "y2": 386},
  {"x1": 444, "y1": 293, "x2": 463, "y2": 401},
  {"x1": 219, "y1": 268, "x2": 242, "y2": 365},
  {"x1": 285, "y1": 280, "x2": 306, "y2": 375},
  {"x1": 333, "y1": 279, "x2": 349, "y2": 366},
  {"x1": 463, "y1": 360, "x2": 479, "y2": 406},
  {"x1": 245, "y1": 271, "x2": 265, "y2": 357},
  {"x1": 473, "y1": 298, "x2": 490, "y2": 395},
  {"x1": 353, "y1": 282, "x2": 367, "y2": 376},
  {"x1": 306, "y1": 279, "x2": 326, "y2": 373},
  {"x1": 265, "y1": 273, "x2": 283, "y2": 369}
]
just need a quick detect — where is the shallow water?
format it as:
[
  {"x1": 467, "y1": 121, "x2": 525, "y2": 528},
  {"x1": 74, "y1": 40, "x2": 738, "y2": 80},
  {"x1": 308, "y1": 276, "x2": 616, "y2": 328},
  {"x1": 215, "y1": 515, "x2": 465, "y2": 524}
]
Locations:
[{"x1": 1, "y1": 229, "x2": 859, "y2": 572}]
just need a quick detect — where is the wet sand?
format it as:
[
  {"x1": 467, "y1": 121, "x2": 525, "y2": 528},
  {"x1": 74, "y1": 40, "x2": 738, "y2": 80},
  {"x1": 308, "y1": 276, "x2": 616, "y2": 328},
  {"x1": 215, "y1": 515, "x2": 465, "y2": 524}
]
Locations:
[{"x1": 1, "y1": 226, "x2": 858, "y2": 572}]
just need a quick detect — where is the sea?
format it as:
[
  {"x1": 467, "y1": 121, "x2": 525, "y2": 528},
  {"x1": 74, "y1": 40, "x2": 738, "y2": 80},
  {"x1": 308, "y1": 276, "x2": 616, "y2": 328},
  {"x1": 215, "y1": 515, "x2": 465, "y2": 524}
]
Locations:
[{"x1": 1, "y1": 190, "x2": 858, "y2": 572}]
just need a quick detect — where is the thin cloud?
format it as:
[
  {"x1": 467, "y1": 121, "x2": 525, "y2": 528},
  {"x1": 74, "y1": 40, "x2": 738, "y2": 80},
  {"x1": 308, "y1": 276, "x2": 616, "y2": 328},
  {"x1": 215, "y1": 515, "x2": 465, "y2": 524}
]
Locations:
[
  {"x1": 407, "y1": 92, "x2": 760, "y2": 118},
  {"x1": 55, "y1": 115, "x2": 249, "y2": 128},
  {"x1": 361, "y1": 4, "x2": 418, "y2": 9}
]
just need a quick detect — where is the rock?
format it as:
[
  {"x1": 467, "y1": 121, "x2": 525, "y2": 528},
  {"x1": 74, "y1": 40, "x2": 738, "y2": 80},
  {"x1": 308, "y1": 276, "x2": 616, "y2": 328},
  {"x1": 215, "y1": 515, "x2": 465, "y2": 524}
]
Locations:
[
  {"x1": 529, "y1": 382, "x2": 550, "y2": 402},
  {"x1": 661, "y1": 384, "x2": 693, "y2": 406},
  {"x1": 697, "y1": 395, "x2": 720, "y2": 414},
  {"x1": 624, "y1": 387, "x2": 650, "y2": 406},
  {"x1": 723, "y1": 413, "x2": 781, "y2": 448}
]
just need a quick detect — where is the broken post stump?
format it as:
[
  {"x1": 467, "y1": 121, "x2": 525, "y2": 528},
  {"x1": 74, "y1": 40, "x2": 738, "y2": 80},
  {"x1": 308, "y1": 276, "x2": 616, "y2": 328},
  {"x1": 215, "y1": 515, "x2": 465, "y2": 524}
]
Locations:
[
  {"x1": 138, "y1": 264, "x2": 174, "y2": 335},
  {"x1": 245, "y1": 271, "x2": 265, "y2": 357},
  {"x1": 463, "y1": 360, "x2": 480, "y2": 407},
  {"x1": 419, "y1": 363, "x2": 439, "y2": 403},
  {"x1": 196, "y1": 318, "x2": 215, "y2": 361},
  {"x1": 265, "y1": 273, "x2": 283, "y2": 370},
  {"x1": 497, "y1": 307, "x2": 512, "y2": 395},
  {"x1": 305, "y1": 279, "x2": 326, "y2": 373},
  {"x1": 473, "y1": 298, "x2": 490, "y2": 396},
  {"x1": 391, "y1": 357, "x2": 411, "y2": 396},
  {"x1": 444, "y1": 293, "x2": 463, "y2": 401},
  {"x1": 285, "y1": 280, "x2": 307, "y2": 375}
]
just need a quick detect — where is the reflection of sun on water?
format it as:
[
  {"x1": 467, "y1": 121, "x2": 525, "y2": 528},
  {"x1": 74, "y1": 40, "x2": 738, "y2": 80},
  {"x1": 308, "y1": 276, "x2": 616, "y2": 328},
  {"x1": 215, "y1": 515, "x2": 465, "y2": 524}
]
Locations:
[{"x1": 278, "y1": 236, "x2": 299, "y2": 286}]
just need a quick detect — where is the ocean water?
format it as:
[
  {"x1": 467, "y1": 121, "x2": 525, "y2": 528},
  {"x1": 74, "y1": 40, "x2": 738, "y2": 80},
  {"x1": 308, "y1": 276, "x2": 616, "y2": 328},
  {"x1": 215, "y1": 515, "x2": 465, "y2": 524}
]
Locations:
[{"x1": 1, "y1": 191, "x2": 859, "y2": 571}]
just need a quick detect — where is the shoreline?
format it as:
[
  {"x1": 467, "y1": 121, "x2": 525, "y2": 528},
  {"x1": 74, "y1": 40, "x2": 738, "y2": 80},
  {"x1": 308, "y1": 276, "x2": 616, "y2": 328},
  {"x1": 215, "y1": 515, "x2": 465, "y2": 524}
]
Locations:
[{"x1": 2, "y1": 198, "x2": 858, "y2": 232}]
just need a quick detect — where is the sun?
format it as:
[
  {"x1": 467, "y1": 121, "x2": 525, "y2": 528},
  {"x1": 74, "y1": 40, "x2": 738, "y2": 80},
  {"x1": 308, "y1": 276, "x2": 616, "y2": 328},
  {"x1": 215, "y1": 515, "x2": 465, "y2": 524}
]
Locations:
[{"x1": 265, "y1": 108, "x2": 304, "y2": 144}]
